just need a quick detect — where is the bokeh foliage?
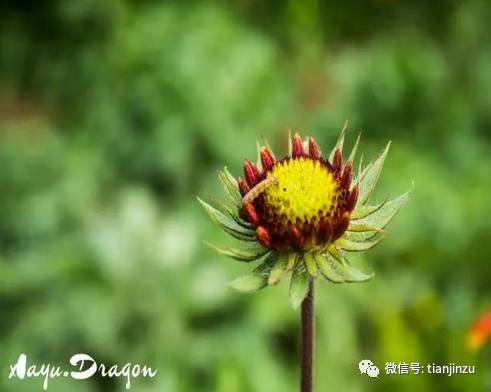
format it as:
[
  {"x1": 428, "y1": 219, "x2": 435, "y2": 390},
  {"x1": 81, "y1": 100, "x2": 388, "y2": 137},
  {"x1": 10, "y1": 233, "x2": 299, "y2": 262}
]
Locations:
[{"x1": 1, "y1": 0, "x2": 491, "y2": 391}]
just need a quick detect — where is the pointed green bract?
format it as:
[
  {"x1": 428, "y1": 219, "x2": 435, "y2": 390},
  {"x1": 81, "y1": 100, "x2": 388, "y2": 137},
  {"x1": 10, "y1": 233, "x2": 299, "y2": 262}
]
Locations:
[
  {"x1": 325, "y1": 245, "x2": 374, "y2": 283},
  {"x1": 350, "y1": 199, "x2": 386, "y2": 220},
  {"x1": 353, "y1": 186, "x2": 411, "y2": 230},
  {"x1": 197, "y1": 197, "x2": 256, "y2": 241},
  {"x1": 290, "y1": 263, "x2": 311, "y2": 309},
  {"x1": 304, "y1": 252, "x2": 319, "y2": 278},
  {"x1": 326, "y1": 246, "x2": 374, "y2": 282},
  {"x1": 357, "y1": 142, "x2": 391, "y2": 206},
  {"x1": 205, "y1": 241, "x2": 269, "y2": 261},
  {"x1": 315, "y1": 253, "x2": 345, "y2": 283},
  {"x1": 347, "y1": 132, "x2": 361, "y2": 163},
  {"x1": 336, "y1": 237, "x2": 383, "y2": 252},
  {"x1": 268, "y1": 253, "x2": 289, "y2": 285},
  {"x1": 228, "y1": 253, "x2": 277, "y2": 292},
  {"x1": 218, "y1": 168, "x2": 242, "y2": 206},
  {"x1": 287, "y1": 252, "x2": 298, "y2": 271},
  {"x1": 212, "y1": 198, "x2": 253, "y2": 229},
  {"x1": 329, "y1": 121, "x2": 347, "y2": 161},
  {"x1": 347, "y1": 222, "x2": 385, "y2": 233}
]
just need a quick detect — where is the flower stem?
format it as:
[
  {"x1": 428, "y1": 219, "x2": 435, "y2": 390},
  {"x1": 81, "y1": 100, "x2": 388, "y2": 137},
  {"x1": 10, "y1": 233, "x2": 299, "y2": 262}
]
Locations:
[{"x1": 301, "y1": 280, "x2": 314, "y2": 392}]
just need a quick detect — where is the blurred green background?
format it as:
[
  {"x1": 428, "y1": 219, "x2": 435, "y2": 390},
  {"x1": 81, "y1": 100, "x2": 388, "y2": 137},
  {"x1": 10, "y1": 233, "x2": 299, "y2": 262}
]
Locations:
[{"x1": 1, "y1": 0, "x2": 491, "y2": 391}]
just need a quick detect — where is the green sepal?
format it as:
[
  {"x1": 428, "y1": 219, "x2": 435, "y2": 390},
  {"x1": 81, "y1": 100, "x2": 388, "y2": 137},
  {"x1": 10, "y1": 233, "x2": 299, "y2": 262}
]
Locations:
[
  {"x1": 348, "y1": 186, "x2": 412, "y2": 241},
  {"x1": 314, "y1": 252, "x2": 346, "y2": 283},
  {"x1": 335, "y1": 236, "x2": 384, "y2": 252},
  {"x1": 347, "y1": 223, "x2": 385, "y2": 233},
  {"x1": 212, "y1": 198, "x2": 253, "y2": 229},
  {"x1": 350, "y1": 199, "x2": 386, "y2": 220},
  {"x1": 218, "y1": 167, "x2": 242, "y2": 206},
  {"x1": 290, "y1": 262, "x2": 311, "y2": 309},
  {"x1": 329, "y1": 121, "x2": 347, "y2": 161},
  {"x1": 197, "y1": 197, "x2": 256, "y2": 241},
  {"x1": 205, "y1": 241, "x2": 268, "y2": 262},
  {"x1": 228, "y1": 252, "x2": 277, "y2": 292},
  {"x1": 357, "y1": 142, "x2": 391, "y2": 206},
  {"x1": 326, "y1": 246, "x2": 374, "y2": 282},
  {"x1": 304, "y1": 251, "x2": 319, "y2": 278},
  {"x1": 268, "y1": 253, "x2": 289, "y2": 285},
  {"x1": 347, "y1": 132, "x2": 361, "y2": 163},
  {"x1": 286, "y1": 252, "x2": 298, "y2": 271}
]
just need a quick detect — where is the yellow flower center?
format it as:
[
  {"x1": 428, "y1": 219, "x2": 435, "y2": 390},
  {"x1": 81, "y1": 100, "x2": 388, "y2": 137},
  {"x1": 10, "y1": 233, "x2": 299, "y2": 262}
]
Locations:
[{"x1": 263, "y1": 158, "x2": 339, "y2": 227}]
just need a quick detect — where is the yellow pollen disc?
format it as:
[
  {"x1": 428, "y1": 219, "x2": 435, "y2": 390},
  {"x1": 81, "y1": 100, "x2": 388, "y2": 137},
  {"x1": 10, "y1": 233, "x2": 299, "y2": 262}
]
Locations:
[{"x1": 264, "y1": 158, "x2": 338, "y2": 226}]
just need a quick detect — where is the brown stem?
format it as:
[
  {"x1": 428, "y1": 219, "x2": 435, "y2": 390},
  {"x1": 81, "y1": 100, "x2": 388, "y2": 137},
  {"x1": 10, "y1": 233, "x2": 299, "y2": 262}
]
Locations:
[{"x1": 301, "y1": 280, "x2": 314, "y2": 392}]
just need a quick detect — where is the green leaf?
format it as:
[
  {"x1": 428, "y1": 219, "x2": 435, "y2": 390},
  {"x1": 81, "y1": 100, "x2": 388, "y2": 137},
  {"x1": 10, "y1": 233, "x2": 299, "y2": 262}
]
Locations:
[
  {"x1": 205, "y1": 241, "x2": 268, "y2": 261},
  {"x1": 228, "y1": 253, "x2": 277, "y2": 292},
  {"x1": 198, "y1": 197, "x2": 256, "y2": 241},
  {"x1": 268, "y1": 253, "x2": 289, "y2": 285},
  {"x1": 315, "y1": 253, "x2": 345, "y2": 283},
  {"x1": 290, "y1": 263, "x2": 311, "y2": 309},
  {"x1": 304, "y1": 251, "x2": 319, "y2": 278},
  {"x1": 357, "y1": 142, "x2": 391, "y2": 206},
  {"x1": 350, "y1": 199, "x2": 386, "y2": 220},
  {"x1": 347, "y1": 132, "x2": 361, "y2": 163},
  {"x1": 335, "y1": 236, "x2": 384, "y2": 252},
  {"x1": 329, "y1": 120, "x2": 348, "y2": 161},
  {"x1": 218, "y1": 168, "x2": 242, "y2": 206},
  {"x1": 326, "y1": 246, "x2": 374, "y2": 282}
]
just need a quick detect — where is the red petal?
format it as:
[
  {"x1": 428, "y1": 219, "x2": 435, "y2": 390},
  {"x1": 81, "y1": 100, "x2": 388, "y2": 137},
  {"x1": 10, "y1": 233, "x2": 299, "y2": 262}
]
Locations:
[
  {"x1": 243, "y1": 160, "x2": 260, "y2": 187},
  {"x1": 256, "y1": 226, "x2": 272, "y2": 248},
  {"x1": 332, "y1": 212, "x2": 350, "y2": 240},
  {"x1": 342, "y1": 161, "x2": 353, "y2": 189},
  {"x1": 346, "y1": 185, "x2": 359, "y2": 212},
  {"x1": 260, "y1": 147, "x2": 275, "y2": 172},
  {"x1": 291, "y1": 225, "x2": 304, "y2": 249},
  {"x1": 308, "y1": 137, "x2": 320, "y2": 159},
  {"x1": 318, "y1": 218, "x2": 333, "y2": 243},
  {"x1": 243, "y1": 202, "x2": 260, "y2": 225},
  {"x1": 292, "y1": 133, "x2": 305, "y2": 158},
  {"x1": 333, "y1": 148, "x2": 343, "y2": 177},
  {"x1": 237, "y1": 176, "x2": 250, "y2": 197}
]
